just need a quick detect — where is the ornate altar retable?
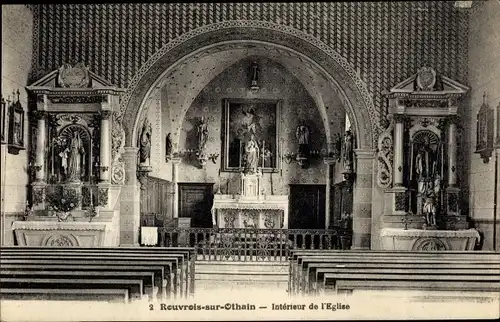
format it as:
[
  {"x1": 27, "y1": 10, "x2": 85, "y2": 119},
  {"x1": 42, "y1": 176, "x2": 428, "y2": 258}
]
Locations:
[
  {"x1": 380, "y1": 228, "x2": 480, "y2": 251},
  {"x1": 211, "y1": 173, "x2": 289, "y2": 229}
]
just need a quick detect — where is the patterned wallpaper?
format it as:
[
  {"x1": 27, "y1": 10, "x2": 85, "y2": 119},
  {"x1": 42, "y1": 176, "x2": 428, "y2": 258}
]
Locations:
[
  {"x1": 30, "y1": 2, "x2": 469, "y2": 127},
  {"x1": 176, "y1": 57, "x2": 332, "y2": 194}
]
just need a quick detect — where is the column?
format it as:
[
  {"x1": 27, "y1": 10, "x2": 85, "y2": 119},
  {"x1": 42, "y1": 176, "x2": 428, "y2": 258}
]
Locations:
[
  {"x1": 35, "y1": 111, "x2": 47, "y2": 182},
  {"x1": 352, "y1": 149, "x2": 376, "y2": 250},
  {"x1": 119, "y1": 147, "x2": 140, "y2": 246},
  {"x1": 447, "y1": 118, "x2": 457, "y2": 187},
  {"x1": 171, "y1": 157, "x2": 181, "y2": 219},
  {"x1": 99, "y1": 111, "x2": 112, "y2": 182},
  {"x1": 324, "y1": 157, "x2": 336, "y2": 229},
  {"x1": 393, "y1": 115, "x2": 405, "y2": 186}
]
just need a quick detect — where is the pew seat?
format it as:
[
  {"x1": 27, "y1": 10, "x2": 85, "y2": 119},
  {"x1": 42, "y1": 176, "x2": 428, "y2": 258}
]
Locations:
[
  {"x1": 0, "y1": 277, "x2": 144, "y2": 300},
  {"x1": 0, "y1": 288, "x2": 129, "y2": 302}
]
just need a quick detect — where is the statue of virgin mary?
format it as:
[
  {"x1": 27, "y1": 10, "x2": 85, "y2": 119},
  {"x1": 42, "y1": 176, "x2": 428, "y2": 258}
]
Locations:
[{"x1": 67, "y1": 131, "x2": 85, "y2": 182}]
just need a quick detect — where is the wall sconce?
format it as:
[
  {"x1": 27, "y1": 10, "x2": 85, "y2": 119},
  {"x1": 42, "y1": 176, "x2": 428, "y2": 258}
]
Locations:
[
  {"x1": 176, "y1": 149, "x2": 219, "y2": 169},
  {"x1": 208, "y1": 153, "x2": 219, "y2": 164},
  {"x1": 283, "y1": 150, "x2": 326, "y2": 168}
]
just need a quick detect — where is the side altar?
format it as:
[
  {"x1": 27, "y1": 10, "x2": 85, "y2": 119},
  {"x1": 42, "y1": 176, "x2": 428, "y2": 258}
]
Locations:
[
  {"x1": 12, "y1": 63, "x2": 125, "y2": 247},
  {"x1": 211, "y1": 172, "x2": 289, "y2": 229},
  {"x1": 377, "y1": 67, "x2": 479, "y2": 251}
]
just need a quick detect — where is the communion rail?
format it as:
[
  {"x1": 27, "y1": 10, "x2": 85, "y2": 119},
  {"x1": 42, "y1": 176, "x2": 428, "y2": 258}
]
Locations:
[{"x1": 157, "y1": 228, "x2": 347, "y2": 261}]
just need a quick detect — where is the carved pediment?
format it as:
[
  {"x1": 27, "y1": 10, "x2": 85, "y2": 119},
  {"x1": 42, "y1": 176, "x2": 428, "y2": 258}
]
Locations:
[
  {"x1": 26, "y1": 63, "x2": 124, "y2": 96},
  {"x1": 387, "y1": 67, "x2": 469, "y2": 96}
]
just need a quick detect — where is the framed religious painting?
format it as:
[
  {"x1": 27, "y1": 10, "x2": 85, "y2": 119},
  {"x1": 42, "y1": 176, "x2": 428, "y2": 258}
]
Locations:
[
  {"x1": 7, "y1": 97, "x2": 25, "y2": 154},
  {"x1": 1, "y1": 96, "x2": 7, "y2": 144},
  {"x1": 222, "y1": 98, "x2": 282, "y2": 173}
]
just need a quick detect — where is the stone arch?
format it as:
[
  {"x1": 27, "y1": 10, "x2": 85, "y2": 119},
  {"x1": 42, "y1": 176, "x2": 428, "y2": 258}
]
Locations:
[{"x1": 120, "y1": 21, "x2": 378, "y2": 151}]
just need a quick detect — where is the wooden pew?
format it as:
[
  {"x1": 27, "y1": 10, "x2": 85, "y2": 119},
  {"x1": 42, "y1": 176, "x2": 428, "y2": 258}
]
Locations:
[
  {"x1": 0, "y1": 263, "x2": 165, "y2": 299},
  {"x1": 298, "y1": 258, "x2": 500, "y2": 295},
  {"x1": 1, "y1": 247, "x2": 196, "y2": 297},
  {"x1": 0, "y1": 288, "x2": 129, "y2": 302},
  {"x1": 312, "y1": 265, "x2": 500, "y2": 294},
  {"x1": 288, "y1": 250, "x2": 500, "y2": 294},
  {"x1": 323, "y1": 273, "x2": 500, "y2": 294},
  {"x1": 0, "y1": 277, "x2": 144, "y2": 300},
  {"x1": 289, "y1": 250, "x2": 500, "y2": 296},
  {"x1": 1, "y1": 247, "x2": 197, "y2": 300},
  {"x1": 0, "y1": 270, "x2": 156, "y2": 298},
  {"x1": 1, "y1": 256, "x2": 177, "y2": 300}
]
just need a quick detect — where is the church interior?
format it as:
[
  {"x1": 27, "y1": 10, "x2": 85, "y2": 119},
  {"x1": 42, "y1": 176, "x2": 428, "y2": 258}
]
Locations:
[{"x1": 1, "y1": 2, "x2": 499, "y2": 319}]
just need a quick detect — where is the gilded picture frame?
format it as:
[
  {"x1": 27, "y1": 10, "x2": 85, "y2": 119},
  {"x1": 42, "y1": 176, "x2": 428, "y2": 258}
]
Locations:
[{"x1": 222, "y1": 98, "x2": 281, "y2": 173}]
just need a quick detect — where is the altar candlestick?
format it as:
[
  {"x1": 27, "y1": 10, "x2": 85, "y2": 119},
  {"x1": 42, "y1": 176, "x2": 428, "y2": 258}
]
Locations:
[
  {"x1": 262, "y1": 140, "x2": 267, "y2": 169},
  {"x1": 90, "y1": 187, "x2": 93, "y2": 206}
]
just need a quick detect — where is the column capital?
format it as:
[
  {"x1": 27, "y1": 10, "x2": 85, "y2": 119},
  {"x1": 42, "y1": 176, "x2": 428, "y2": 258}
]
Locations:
[
  {"x1": 31, "y1": 110, "x2": 47, "y2": 120},
  {"x1": 323, "y1": 157, "x2": 336, "y2": 165},
  {"x1": 100, "y1": 110, "x2": 112, "y2": 120},
  {"x1": 392, "y1": 114, "x2": 409, "y2": 124},
  {"x1": 354, "y1": 149, "x2": 376, "y2": 159},
  {"x1": 171, "y1": 157, "x2": 182, "y2": 165}
]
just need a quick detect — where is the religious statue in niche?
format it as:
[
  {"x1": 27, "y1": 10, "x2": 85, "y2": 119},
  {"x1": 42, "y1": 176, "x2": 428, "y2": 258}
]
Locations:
[
  {"x1": 197, "y1": 116, "x2": 208, "y2": 152},
  {"x1": 410, "y1": 130, "x2": 442, "y2": 228},
  {"x1": 165, "y1": 132, "x2": 173, "y2": 162},
  {"x1": 55, "y1": 125, "x2": 90, "y2": 183},
  {"x1": 296, "y1": 121, "x2": 310, "y2": 156},
  {"x1": 342, "y1": 129, "x2": 355, "y2": 172},
  {"x1": 139, "y1": 118, "x2": 152, "y2": 166},
  {"x1": 67, "y1": 131, "x2": 86, "y2": 182},
  {"x1": 243, "y1": 134, "x2": 259, "y2": 174}
]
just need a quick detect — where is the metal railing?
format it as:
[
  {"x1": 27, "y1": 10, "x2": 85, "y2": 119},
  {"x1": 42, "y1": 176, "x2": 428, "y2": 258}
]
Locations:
[{"x1": 158, "y1": 227, "x2": 347, "y2": 261}]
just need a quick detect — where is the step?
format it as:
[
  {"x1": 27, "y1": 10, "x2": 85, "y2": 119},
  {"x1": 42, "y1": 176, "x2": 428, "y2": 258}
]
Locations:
[
  {"x1": 195, "y1": 280, "x2": 289, "y2": 293},
  {"x1": 196, "y1": 264, "x2": 288, "y2": 274},
  {"x1": 196, "y1": 261, "x2": 288, "y2": 269},
  {"x1": 196, "y1": 273, "x2": 288, "y2": 282}
]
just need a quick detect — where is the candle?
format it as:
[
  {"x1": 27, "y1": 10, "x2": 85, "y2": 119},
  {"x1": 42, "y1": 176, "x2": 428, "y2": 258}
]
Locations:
[
  {"x1": 262, "y1": 140, "x2": 265, "y2": 168},
  {"x1": 90, "y1": 188, "x2": 93, "y2": 206}
]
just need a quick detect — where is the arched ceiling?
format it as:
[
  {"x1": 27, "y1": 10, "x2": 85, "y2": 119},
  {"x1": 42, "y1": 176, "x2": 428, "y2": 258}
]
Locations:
[{"x1": 142, "y1": 42, "x2": 345, "y2": 149}]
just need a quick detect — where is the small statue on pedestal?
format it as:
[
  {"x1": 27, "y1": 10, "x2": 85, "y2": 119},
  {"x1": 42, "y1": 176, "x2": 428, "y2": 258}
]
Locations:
[
  {"x1": 67, "y1": 131, "x2": 85, "y2": 182},
  {"x1": 139, "y1": 119, "x2": 152, "y2": 166},
  {"x1": 296, "y1": 121, "x2": 310, "y2": 156},
  {"x1": 342, "y1": 129, "x2": 354, "y2": 172},
  {"x1": 422, "y1": 197, "x2": 437, "y2": 230},
  {"x1": 243, "y1": 134, "x2": 259, "y2": 174}
]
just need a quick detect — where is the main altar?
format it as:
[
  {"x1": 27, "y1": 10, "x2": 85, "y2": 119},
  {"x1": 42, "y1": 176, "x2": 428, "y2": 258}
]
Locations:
[{"x1": 211, "y1": 172, "x2": 289, "y2": 229}]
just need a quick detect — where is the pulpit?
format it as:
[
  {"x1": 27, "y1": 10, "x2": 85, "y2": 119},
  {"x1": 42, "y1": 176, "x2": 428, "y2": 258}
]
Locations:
[{"x1": 211, "y1": 172, "x2": 289, "y2": 229}]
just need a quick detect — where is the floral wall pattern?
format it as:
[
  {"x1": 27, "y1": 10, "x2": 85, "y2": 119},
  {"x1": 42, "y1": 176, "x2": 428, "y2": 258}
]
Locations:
[
  {"x1": 175, "y1": 57, "x2": 342, "y2": 194},
  {"x1": 30, "y1": 3, "x2": 468, "y2": 129}
]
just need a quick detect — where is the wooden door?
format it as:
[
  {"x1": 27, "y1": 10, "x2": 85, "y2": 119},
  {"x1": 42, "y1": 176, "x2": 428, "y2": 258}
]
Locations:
[
  {"x1": 178, "y1": 183, "x2": 214, "y2": 228},
  {"x1": 289, "y1": 184, "x2": 326, "y2": 229}
]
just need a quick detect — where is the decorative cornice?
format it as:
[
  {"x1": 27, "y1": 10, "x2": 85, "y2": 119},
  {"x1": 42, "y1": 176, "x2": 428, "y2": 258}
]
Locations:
[
  {"x1": 26, "y1": 87, "x2": 125, "y2": 96},
  {"x1": 11, "y1": 221, "x2": 107, "y2": 231},
  {"x1": 381, "y1": 228, "x2": 480, "y2": 238}
]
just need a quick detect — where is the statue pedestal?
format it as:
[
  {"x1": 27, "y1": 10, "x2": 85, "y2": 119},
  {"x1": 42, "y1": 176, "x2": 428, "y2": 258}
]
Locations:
[
  {"x1": 12, "y1": 221, "x2": 109, "y2": 247},
  {"x1": 240, "y1": 172, "x2": 261, "y2": 198},
  {"x1": 380, "y1": 228, "x2": 480, "y2": 251}
]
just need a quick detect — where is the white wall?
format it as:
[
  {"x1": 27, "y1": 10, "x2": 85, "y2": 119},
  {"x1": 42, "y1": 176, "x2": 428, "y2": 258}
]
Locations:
[
  {"x1": 467, "y1": 0, "x2": 500, "y2": 250},
  {"x1": 1, "y1": 5, "x2": 34, "y2": 245}
]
